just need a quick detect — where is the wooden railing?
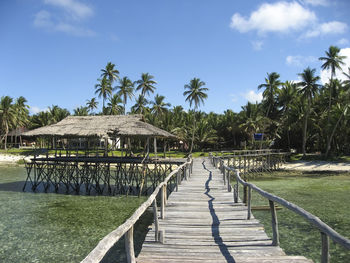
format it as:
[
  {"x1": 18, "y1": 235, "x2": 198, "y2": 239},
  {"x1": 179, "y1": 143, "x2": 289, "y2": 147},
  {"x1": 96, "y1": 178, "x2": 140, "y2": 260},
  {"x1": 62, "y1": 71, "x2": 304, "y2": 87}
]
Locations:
[
  {"x1": 210, "y1": 154, "x2": 350, "y2": 263},
  {"x1": 81, "y1": 156, "x2": 193, "y2": 263}
]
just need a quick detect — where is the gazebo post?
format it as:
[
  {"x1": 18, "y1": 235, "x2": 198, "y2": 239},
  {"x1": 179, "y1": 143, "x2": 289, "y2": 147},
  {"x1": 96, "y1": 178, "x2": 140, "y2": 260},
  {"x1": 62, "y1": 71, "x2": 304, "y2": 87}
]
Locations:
[
  {"x1": 154, "y1": 137, "x2": 157, "y2": 159},
  {"x1": 163, "y1": 139, "x2": 166, "y2": 158}
]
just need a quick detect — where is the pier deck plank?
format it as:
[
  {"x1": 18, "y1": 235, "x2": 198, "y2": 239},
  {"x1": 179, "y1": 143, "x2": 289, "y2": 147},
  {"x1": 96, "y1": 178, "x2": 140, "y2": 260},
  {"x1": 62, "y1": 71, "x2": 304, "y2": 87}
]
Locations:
[{"x1": 137, "y1": 158, "x2": 313, "y2": 263}]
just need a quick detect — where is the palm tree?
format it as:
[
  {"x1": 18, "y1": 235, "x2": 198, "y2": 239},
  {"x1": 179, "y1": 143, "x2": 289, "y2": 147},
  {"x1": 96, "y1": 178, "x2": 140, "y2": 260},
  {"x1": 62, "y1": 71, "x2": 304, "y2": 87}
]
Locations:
[
  {"x1": 298, "y1": 67, "x2": 321, "y2": 156},
  {"x1": 49, "y1": 105, "x2": 70, "y2": 123},
  {"x1": 73, "y1": 106, "x2": 89, "y2": 116},
  {"x1": 95, "y1": 77, "x2": 113, "y2": 110},
  {"x1": 86, "y1": 98, "x2": 99, "y2": 113},
  {"x1": 325, "y1": 68, "x2": 350, "y2": 157},
  {"x1": 131, "y1": 95, "x2": 149, "y2": 114},
  {"x1": 0, "y1": 96, "x2": 16, "y2": 150},
  {"x1": 258, "y1": 72, "x2": 282, "y2": 118},
  {"x1": 278, "y1": 81, "x2": 298, "y2": 149},
  {"x1": 151, "y1": 94, "x2": 171, "y2": 117},
  {"x1": 183, "y1": 78, "x2": 208, "y2": 153},
  {"x1": 107, "y1": 94, "x2": 124, "y2": 115},
  {"x1": 116, "y1": 76, "x2": 134, "y2": 115},
  {"x1": 135, "y1": 73, "x2": 157, "y2": 98},
  {"x1": 319, "y1": 46, "x2": 346, "y2": 135},
  {"x1": 101, "y1": 62, "x2": 119, "y2": 84}
]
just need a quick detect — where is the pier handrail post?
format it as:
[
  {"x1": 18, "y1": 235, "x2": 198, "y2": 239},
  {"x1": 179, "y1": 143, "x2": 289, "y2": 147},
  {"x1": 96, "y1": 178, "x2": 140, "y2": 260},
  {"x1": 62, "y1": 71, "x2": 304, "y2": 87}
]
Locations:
[
  {"x1": 227, "y1": 170, "x2": 231, "y2": 192},
  {"x1": 161, "y1": 184, "x2": 165, "y2": 219},
  {"x1": 153, "y1": 199, "x2": 159, "y2": 242},
  {"x1": 247, "y1": 185, "x2": 252, "y2": 219},
  {"x1": 269, "y1": 200, "x2": 280, "y2": 246},
  {"x1": 321, "y1": 232, "x2": 330, "y2": 263},
  {"x1": 223, "y1": 167, "x2": 226, "y2": 185},
  {"x1": 176, "y1": 171, "x2": 179, "y2": 191},
  {"x1": 125, "y1": 226, "x2": 135, "y2": 263}
]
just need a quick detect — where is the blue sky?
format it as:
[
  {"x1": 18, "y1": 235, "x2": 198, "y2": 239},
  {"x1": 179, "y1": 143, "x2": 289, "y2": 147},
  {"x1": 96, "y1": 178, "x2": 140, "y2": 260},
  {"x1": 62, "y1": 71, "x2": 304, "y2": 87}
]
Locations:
[{"x1": 1, "y1": 0, "x2": 350, "y2": 114}]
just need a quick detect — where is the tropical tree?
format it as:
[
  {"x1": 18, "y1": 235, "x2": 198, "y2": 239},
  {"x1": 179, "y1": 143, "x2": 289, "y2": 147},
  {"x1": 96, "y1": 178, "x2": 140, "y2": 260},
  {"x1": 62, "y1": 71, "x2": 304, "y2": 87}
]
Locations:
[
  {"x1": 101, "y1": 62, "x2": 119, "y2": 84},
  {"x1": 183, "y1": 78, "x2": 208, "y2": 153},
  {"x1": 86, "y1": 98, "x2": 99, "y2": 113},
  {"x1": 319, "y1": 46, "x2": 346, "y2": 146},
  {"x1": 49, "y1": 105, "x2": 70, "y2": 123},
  {"x1": 258, "y1": 72, "x2": 282, "y2": 118},
  {"x1": 135, "y1": 73, "x2": 157, "y2": 98},
  {"x1": 151, "y1": 94, "x2": 171, "y2": 117},
  {"x1": 131, "y1": 95, "x2": 149, "y2": 114},
  {"x1": 107, "y1": 94, "x2": 124, "y2": 115},
  {"x1": 298, "y1": 67, "x2": 321, "y2": 156},
  {"x1": 73, "y1": 106, "x2": 89, "y2": 116},
  {"x1": 278, "y1": 81, "x2": 298, "y2": 149},
  {"x1": 95, "y1": 77, "x2": 113, "y2": 110},
  {"x1": 0, "y1": 96, "x2": 16, "y2": 149},
  {"x1": 116, "y1": 76, "x2": 134, "y2": 115}
]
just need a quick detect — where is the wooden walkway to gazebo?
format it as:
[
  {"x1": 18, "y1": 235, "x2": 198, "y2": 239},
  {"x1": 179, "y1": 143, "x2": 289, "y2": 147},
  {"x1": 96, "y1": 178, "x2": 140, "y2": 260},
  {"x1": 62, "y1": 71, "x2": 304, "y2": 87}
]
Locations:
[{"x1": 136, "y1": 158, "x2": 312, "y2": 263}]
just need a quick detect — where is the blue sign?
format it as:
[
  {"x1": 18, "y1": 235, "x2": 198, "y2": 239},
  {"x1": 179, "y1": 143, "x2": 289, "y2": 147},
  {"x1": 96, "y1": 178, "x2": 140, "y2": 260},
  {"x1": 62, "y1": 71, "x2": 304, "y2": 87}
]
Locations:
[{"x1": 254, "y1": 133, "x2": 263, "y2": 141}]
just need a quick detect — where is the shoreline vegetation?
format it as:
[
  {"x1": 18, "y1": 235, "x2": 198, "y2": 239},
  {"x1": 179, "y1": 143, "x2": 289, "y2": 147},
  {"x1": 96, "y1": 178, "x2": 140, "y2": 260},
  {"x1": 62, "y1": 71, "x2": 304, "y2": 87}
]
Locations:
[{"x1": 1, "y1": 45, "x2": 350, "y2": 158}]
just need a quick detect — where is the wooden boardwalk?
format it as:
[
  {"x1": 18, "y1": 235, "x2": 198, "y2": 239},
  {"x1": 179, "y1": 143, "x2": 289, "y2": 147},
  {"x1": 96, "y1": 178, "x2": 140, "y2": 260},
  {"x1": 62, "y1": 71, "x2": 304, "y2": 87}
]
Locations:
[{"x1": 137, "y1": 158, "x2": 313, "y2": 263}]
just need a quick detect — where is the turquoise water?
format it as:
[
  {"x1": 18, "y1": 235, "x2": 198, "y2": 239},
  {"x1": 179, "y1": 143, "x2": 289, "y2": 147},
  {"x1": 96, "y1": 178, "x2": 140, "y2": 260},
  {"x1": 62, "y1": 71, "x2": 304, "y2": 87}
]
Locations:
[{"x1": 0, "y1": 165, "x2": 148, "y2": 263}]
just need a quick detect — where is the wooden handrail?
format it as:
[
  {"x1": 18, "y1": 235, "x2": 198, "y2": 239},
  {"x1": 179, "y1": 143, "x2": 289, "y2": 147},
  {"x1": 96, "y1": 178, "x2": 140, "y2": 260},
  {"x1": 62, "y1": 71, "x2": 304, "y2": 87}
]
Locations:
[
  {"x1": 210, "y1": 154, "x2": 350, "y2": 263},
  {"x1": 81, "y1": 157, "x2": 193, "y2": 263}
]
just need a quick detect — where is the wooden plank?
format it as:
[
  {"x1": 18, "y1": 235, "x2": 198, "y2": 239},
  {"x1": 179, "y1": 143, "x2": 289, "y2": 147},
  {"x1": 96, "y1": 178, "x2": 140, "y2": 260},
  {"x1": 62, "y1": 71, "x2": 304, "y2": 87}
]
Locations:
[{"x1": 136, "y1": 158, "x2": 313, "y2": 263}]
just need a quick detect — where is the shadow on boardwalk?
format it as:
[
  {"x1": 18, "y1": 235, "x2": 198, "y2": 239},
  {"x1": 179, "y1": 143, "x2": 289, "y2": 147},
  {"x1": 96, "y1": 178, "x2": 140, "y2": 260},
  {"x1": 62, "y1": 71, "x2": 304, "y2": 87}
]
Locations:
[{"x1": 202, "y1": 161, "x2": 236, "y2": 263}]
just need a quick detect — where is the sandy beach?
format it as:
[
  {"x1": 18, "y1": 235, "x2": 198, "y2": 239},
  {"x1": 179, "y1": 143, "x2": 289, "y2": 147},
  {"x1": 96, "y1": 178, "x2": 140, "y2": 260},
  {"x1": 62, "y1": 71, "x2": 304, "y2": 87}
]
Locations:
[
  {"x1": 281, "y1": 160, "x2": 350, "y2": 172},
  {"x1": 0, "y1": 154, "x2": 31, "y2": 164}
]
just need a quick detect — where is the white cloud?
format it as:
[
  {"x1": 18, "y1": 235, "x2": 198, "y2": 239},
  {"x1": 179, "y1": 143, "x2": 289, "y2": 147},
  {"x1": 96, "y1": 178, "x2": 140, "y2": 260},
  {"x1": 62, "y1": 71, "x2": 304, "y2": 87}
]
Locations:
[
  {"x1": 242, "y1": 90, "x2": 263, "y2": 103},
  {"x1": 229, "y1": 94, "x2": 238, "y2": 102},
  {"x1": 302, "y1": 0, "x2": 329, "y2": 6},
  {"x1": 230, "y1": 1, "x2": 316, "y2": 34},
  {"x1": 286, "y1": 55, "x2": 317, "y2": 67},
  {"x1": 33, "y1": 0, "x2": 95, "y2": 37},
  {"x1": 252, "y1": 40, "x2": 263, "y2": 50},
  {"x1": 44, "y1": 0, "x2": 93, "y2": 20},
  {"x1": 30, "y1": 106, "x2": 49, "y2": 115},
  {"x1": 320, "y1": 47, "x2": 350, "y2": 84},
  {"x1": 55, "y1": 22, "x2": 95, "y2": 36},
  {"x1": 302, "y1": 21, "x2": 348, "y2": 38},
  {"x1": 337, "y1": 38, "x2": 349, "y2": 45},
  {"x1": 33, "y1": 10, "x2": 53, "y2": 28}
]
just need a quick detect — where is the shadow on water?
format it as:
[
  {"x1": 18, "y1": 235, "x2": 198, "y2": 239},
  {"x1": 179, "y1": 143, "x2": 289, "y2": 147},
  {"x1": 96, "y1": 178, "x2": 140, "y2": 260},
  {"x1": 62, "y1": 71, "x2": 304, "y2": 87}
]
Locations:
[
  {"x1": 202, "y1": 161, "x2": 236, "y2": 263},
  {"x1": 100, "y1": 210, "x2": 153, "y2": 263}
]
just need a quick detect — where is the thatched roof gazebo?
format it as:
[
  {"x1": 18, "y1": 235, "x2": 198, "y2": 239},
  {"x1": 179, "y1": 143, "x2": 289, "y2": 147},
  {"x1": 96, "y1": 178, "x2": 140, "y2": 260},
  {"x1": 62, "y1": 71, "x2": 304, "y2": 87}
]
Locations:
[
  {"x1": 23, "y1": 114, "x2": 176, "y2": 158},
  {"x1": 23, "y1": 115, "x2": 175, "y2": 139}
]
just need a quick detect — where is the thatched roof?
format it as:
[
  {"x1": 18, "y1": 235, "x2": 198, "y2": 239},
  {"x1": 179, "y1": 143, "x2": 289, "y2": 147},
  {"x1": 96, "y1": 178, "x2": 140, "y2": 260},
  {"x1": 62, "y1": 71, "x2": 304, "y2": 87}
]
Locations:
[{"x1": 23, "y1": 115, "x2": 176, "y2": 139}]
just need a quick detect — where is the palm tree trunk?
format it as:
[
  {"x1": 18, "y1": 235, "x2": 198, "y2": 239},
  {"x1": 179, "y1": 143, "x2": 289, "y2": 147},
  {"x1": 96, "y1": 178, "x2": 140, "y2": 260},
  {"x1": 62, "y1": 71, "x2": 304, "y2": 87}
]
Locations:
[
  {"x1": 302, "y1": 100, "x2": 310, "y2": 157},
  {"x1": 325, "y1": 106, "x2": 347, "y2": 157},
  {"x1": 189, "y1": 115, "x2": 196, "y2": 153}
]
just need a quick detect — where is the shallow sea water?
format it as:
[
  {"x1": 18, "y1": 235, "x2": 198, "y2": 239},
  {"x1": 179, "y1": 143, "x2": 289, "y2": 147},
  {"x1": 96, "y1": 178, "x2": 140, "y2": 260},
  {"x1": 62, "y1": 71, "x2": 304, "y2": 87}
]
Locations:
[{"x1": 0, "y1": 165, "x2": 149, "y2": 263}]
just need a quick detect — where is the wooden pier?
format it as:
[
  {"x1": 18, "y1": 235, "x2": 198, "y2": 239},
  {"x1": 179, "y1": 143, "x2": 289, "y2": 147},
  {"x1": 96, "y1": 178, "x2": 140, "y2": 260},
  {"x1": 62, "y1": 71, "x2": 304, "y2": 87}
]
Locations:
[{"x1": 136, "y1": 158, "x2": 313, "y2": 263}]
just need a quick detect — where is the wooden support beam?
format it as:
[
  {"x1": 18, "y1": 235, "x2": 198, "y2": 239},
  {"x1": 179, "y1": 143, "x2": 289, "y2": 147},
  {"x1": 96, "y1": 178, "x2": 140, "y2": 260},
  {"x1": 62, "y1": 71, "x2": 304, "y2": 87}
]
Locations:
[
  {"x1": 269, "y1": 200, "x2": 280, "y2": 246},
  {"x1": 125, "y1": 226, "x2": 135, "y2": 263},
  {"x1": 247, "y1": 186, "x2": 252, "y2": 220},
  {"x1": 161, "y1": 185, "x2": 165, "y2": 219},
  {"x1": 321, "y1": 232, "x2": 329, "y2": 263},
  {"x1": 153, "y1": 200, "x2": 159, "y2": 242}
]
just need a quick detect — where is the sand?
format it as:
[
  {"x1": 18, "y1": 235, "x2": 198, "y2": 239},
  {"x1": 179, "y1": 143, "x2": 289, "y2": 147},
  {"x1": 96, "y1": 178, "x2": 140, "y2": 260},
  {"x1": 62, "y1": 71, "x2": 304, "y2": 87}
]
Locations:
[
  {"x1": 281, "y1": 160, "x2": 350, "y2": 172},
  {"x1": 0, "y1": 154, "x2": 31, "y2": 164}
]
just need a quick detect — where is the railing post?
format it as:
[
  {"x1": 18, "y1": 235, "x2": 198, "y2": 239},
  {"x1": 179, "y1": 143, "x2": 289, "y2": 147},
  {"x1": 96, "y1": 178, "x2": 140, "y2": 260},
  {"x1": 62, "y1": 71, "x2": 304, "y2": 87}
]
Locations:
[
  {"x1": 125, "y1": 226, "x2": 135, "y2": 263},
  {"x1": 153, "y1": 199, "x2": 159, "y2": 242},
  {"x1": 227, "y1": 170, "x2": 231, "y2": 192},
  {"x1": 176, "y1": 171, "x2": 179, "y2": 191},
  {"x1": 223, "y1": 168, "x2": 226, "y2": 185},
  {"x1": 161, "y1": 185, "x2": 165, "y2": 219},
  {"x1": 247, "y1": 185, "x2": 251, "y2": 219},
  {"x1": 164, "y1": 183, "x2": 168, "y2": 206},
  {"x1": 243, "y1": 185, "x2": 247, "y2": 204},
  {"x1": 269, "y1": 200, "x2": 279, "y2": 246},
  {"x1": 234, "y1": 174, "x2": 239, "y2": 203},
  {"x1": 321, "y1": 232, "x2": 330, "y2": 263}
]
